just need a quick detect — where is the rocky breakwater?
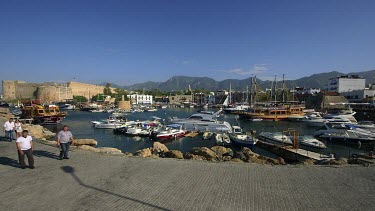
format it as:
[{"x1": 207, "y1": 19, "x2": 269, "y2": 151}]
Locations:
[{"x1": 133, "y1": 142, "x2": 286, "y2": 165}]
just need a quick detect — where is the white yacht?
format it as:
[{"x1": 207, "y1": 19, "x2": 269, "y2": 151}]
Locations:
[
  {"x1": 170, "y1": 110, "x2": 232, "y2": 133},
  {"x1": 259, "y1": 132, "x2": 326, "y2": 149},
  {"x1": 314, "y1": 123, "x2": 375, "y2": 145}
]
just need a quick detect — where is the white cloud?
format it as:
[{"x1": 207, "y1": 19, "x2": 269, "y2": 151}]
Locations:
[{"x1": 226, "y1": 64, "x2": 270, "y2": 76}]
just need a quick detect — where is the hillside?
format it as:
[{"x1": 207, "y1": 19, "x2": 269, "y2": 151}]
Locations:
[{"x1": 105, "y1": 70, "x2": 375, "y2": 91}]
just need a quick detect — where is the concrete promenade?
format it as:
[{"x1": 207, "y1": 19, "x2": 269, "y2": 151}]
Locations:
[{"x1": 0, "y1": 140, "x2": 374, "y2": 210}]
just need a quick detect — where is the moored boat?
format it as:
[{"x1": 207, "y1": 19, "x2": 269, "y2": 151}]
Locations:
[
  {"x1": 150, "y1": 124, "x2": 186, "y2": 140},
  {"x1": 229, "y1": 126, "x2": 258, "y2": 148}
]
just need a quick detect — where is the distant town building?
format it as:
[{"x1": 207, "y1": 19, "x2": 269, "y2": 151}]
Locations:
[
  {"x1": 169, "y1": 95, "x2": 193, "y2": 104},
  {"x1": 128, "y1": 94, "x2": 153, "y2": 104},
  {"x1": 295, "y1": 87, "x2": 321, "y2": 95},
  {"x1": 341, "y1": 84, "x2": 375, "y2": 102},
  {"x1": 328, "y1": 75, "x2": 365, "y2": 93}
]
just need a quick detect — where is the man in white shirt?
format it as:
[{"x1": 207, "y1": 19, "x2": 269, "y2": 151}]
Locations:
[
  {"x1": 3, "y1": 118, "x2": 15, "y2": 142},
  {"x1": 16, "y1": 130, "x2": 34, "y2": 169}
]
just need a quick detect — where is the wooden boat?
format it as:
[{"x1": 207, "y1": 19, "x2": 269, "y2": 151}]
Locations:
[
  {"x1": 21, "y1": 104, "x2": 67, "y2": 125},
  {"x1": 239, "y1": 104, "x2": 305, "y2": 121}
]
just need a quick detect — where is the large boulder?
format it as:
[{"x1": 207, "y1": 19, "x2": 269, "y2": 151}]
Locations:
[
  {"x1": 230, "y1": 158, "x2": 244, "y2": 163},
  {"x1": 164, "y1": 150, "x2": 184, "y2": 159},
  {"x1": 210, "y1": 146, "x2": 233, "y2": 157},
  {"x1": 184, "y1": 153, "x2": 206, "y2": 161},
  {"x1": 78, "y1": 145, "x2": 98, "y2": 152},
  {"x1": 151, "y1": 142, "x2": 169, "y2": 154},
  {"x1": 192, "y1": 147, "x2": 217, "y2": 160},
  {"x1": 77, "y1": 145, "x2": 122, "y2": 155},
  {"x1": 237, "y1": 147, "x2": 285, "y2": 165},
  {"x1": 74, "y1": 139, "x2": 98, "y2": 146},
  {"x1": 96, "y1": 147, "x2": 123, "y2": 155},
  {"x1": 135, "y1": 148, "x2": 152, "y2": 158},
  {"x1": 23, "y1": 124, "x2": 56, "y2": 139}
]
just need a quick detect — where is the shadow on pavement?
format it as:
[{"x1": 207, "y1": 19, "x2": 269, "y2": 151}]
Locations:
[
  {"x1": 33, "y1": 150, "x2": 60, "y2": 159},
  {"x1": 61, "y1": 166, "x2": 169, "y2": 211},
  {"x1": 0, "y1": 157, "x2": 20, "y2": 168}
]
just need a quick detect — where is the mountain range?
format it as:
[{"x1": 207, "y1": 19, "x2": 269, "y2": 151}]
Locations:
[{"x1": 101, "y1": 70, "x2": 375, "y2": 92}]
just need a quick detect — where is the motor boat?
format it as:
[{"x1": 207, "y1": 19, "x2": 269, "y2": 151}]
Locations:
[
  {"x1": 314, "y1": 123, "x2": 375, "y2": 145},
  {"x1": 259, "y1": 132, "x2": 326, "y2": 149},
  {"x1": 258, "y1": 132, "x2": 293, "y2": 145},
  {"x1": 229, "y1": 126, "x2": 258, "y2": 148},
  {"x1": 169, "y1": 110, "x2": 232, "y2": 133},
  {"x1": 124, "y1": 126, "x2": 151, "y2": 137},
  {"x1": 357, "y1": 121, "x2": 375, "y2": 129},
  {"x1": 150, "y1": 124, "x2": 186, "y2": 140},
  {"x1": 298, "y1": 135, "x2": 326, "y2": 149},
  {"x1": 322, "y1": 109, "x2": 357, "y2": 123},
  {"x1": 202, "y1": 132, "x2": 213, "y2": 140},
  {"x1": 94, "y1": 120, "x2": 123, "y2": 129},
  {"x1": 215, "y1": 133, "x2": 231, "y2": 146}
]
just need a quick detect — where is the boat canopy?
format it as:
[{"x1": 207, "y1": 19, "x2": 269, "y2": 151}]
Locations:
[{"x1": 167, "y1": 124, "x2": 183, "y2": 128}]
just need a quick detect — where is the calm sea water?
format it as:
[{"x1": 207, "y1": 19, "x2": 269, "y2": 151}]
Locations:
[{"x1": 45, "y1": 107, "x2": 369, "y2": 158}]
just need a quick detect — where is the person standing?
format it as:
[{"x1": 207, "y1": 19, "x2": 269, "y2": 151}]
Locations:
[
  {"x1": 14, "y1": 119, "x2": 23, "y2": 139},
  {"x1": 57, "y1": 125, "x2": 74, "y2": 160},
  {"x1": 16, "y1": 130, "x2": 34, "y2": 169},
  {"x1": 3, "y1": 118, "x2": 15, "y2": 142}
]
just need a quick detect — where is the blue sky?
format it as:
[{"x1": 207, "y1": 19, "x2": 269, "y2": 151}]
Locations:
[{"x1": 1, "y1": 0, "x2": 375, "y2": 85}]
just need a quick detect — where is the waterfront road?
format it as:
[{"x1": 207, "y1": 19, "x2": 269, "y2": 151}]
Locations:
[{"x1": 0, "y1": 141, "x2": 374, "y2": 211}]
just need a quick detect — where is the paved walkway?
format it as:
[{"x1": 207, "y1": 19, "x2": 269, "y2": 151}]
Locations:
[{"x1": 0, "y1": 141, "x2": 374, "y2": 211}]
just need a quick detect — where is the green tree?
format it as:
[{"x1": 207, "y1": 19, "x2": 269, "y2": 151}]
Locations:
[
  {"x1": 73, "y1": 95, "x2": 88, "y2": 102},
  {"x1": 103, "y1": 83, "x2": 112, "y2": 95},
  {"x1": 113, "y1": 88, "x2": 129, "y2": 101}
]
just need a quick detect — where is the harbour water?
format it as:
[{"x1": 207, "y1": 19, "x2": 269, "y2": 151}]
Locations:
[{"x1": 45, "y1": 107, "x2": 369, "y2": 158}]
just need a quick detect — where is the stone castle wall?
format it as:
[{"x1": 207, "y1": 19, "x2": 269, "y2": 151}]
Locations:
[
  {"x1": 67, "y1": 81, "x2": 116, "y2": 99},
  {"x1": 2, "y1": 80, "x2": 115, "y2": 102},
  {"x1": 2, "y1": 80, "x2": 37, "y2": 100}
]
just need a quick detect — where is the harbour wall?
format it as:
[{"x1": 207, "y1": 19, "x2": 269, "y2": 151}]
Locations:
[{"x1": 2, "y1": 80, "x2": 116, "y2": 103}]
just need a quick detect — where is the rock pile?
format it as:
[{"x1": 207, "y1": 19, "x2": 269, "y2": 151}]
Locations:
[
  {"x1": 23, "y1": 124, "x2": 56, "y2": 139},
  {"x1": 74, "y1": 139, "x2": 98, "y2": 146}
]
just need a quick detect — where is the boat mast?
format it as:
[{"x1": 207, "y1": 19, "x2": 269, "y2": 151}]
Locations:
[
  {"x1": 273, "y1": 75, "x2": 277, "y2": 104},
  {"x1": 229, "y1": 83, "x2": 232, "y2": 104},
  {"x1": 282, "y1": 74, "x2": 286, "y2": 102}
]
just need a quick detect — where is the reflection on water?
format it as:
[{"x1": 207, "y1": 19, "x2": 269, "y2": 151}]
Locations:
[{"x1": 44, "y1": 108, "x2": 370, "y2": 158}]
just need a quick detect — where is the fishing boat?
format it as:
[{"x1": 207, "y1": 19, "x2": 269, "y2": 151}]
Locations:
[
  {"x1": 215, "y1": 133, "x2": 231, "y2": 146},
  {"x1": 169, "y1": 110, "x2": 232, "y2": 133},
  {"x1": 229, "y1": 126, "x2": 258, "y2": 148}
]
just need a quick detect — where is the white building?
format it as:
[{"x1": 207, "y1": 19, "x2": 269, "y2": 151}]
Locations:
[
  {"x1": 341, "y1": 84, "x2": 375, "y2": 102},
  {"x1": 127, "y1": 94, "x2": 153, "y2": 105},
  {"x1": 328, "y1": 75, "x2": 365, "y2": 93},
  {"x1": 295, "y1": 87, "x2": 321, "y2": 95}
]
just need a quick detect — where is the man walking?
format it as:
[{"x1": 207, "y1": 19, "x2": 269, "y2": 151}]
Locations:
[
  {"x1": 57, "y1": 125, "x2": 74, "y2": 160},
  {"x1": 16, "y1": 130, "x2": 34, "y2": 169},
  {"x1": 3, "y1": 118, "x2": 15, "y2": 142}
]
